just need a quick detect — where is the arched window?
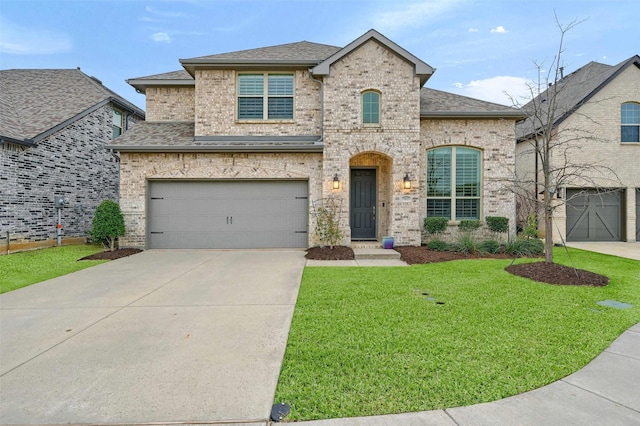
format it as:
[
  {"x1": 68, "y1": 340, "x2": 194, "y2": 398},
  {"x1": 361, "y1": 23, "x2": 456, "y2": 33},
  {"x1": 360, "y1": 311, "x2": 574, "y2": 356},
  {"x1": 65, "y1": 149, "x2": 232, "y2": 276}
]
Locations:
[
  {"x1": 621, "y1": 102, "x2": 640, "y2": 143},
  {"x1": 362, "y1": 91, "x2": 380, "y2": 124},
  {"x1": 426, "y1": 147, "x2": 482, "y2": 220}
]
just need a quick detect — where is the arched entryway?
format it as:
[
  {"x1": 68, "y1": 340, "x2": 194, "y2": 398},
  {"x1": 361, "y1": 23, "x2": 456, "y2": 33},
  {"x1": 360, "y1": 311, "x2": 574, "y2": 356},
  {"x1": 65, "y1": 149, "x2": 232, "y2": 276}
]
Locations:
[{"x1": 349, "y1": 152, "x2": 392, "y2": 241}]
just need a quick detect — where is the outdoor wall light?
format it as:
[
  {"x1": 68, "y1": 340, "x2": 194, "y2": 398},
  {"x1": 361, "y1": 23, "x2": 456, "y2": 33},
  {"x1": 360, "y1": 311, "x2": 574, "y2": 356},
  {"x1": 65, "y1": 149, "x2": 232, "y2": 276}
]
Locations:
[
  {"x1": 333, "y1": 174, "x2": 340, "y2": 190},
  {"x1": 403, "y1": 173, "x2": 411, "y2": 190}
]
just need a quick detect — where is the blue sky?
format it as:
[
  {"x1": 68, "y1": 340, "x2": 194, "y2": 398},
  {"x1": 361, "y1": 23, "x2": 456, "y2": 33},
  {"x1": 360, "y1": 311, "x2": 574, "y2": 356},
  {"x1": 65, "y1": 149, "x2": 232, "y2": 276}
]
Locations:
[{"x1": 1, "y1": 0, "x2": 638, "y2": 110}]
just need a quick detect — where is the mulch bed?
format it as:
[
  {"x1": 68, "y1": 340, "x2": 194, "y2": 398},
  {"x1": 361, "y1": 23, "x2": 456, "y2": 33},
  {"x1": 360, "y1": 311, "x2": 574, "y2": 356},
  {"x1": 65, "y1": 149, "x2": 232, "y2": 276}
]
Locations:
[
  {"x1": 307, "y1": 245, "x2": 608, "y2": 287},
  {"x1": 394, "y1": 245, "x2": 513, "y2": 264},
  {"x1": 505, "y1": 262, "x2": 609, "y2": 286},
  {"x1": 305, "y1": 246, "x2": 355, "y2": 260},
  {"x1": 79, "y1": 248, "x2": 143, "y2": 261}
]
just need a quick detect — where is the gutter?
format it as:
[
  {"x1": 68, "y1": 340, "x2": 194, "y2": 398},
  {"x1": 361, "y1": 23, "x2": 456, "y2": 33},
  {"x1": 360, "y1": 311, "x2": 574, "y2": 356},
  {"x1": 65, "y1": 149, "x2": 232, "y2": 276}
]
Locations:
[
  {"x1": 0, "y1": 136, "x2": 36, "y2": 147},
  {"x1": 107, "y1": 144, "x2": 324, "y2": 153}
]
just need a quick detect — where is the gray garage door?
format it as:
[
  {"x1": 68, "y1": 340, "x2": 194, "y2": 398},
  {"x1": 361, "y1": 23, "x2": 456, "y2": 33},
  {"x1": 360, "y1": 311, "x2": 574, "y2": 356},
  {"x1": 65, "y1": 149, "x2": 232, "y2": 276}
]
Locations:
[
  {"x1": 566, "y1": 189, "x2": 623, "y2": 242},
  {"x1": 148, "y1": 180, "x2": 308, "y2": 249}
]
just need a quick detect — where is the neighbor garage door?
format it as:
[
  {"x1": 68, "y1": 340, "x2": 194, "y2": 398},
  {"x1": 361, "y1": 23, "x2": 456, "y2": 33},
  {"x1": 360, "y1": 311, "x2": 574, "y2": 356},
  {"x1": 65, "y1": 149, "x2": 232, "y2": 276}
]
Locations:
[
  {"x1": 566, "y1": 189, "x2": 623, "y2": 242},
  {"x1": 148, "y1": 181, "x2": 308, "y2": 249}
]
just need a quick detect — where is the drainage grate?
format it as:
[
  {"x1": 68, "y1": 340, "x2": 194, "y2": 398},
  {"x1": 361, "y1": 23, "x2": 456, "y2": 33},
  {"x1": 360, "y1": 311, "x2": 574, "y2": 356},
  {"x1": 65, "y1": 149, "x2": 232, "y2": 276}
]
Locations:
[{"x1": 597, "y1": 300, "x2": 633, "y2": 310}]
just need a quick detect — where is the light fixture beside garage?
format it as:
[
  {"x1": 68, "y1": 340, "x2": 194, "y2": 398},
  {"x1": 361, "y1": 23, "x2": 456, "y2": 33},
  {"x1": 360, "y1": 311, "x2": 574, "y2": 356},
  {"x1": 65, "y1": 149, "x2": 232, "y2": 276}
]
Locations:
[
  {"x1": 403, "y1": 173, "x2": 411, "y2": 190},
  {"x1": 333, "y1": 174, "x2": 340, "y2": 190}
]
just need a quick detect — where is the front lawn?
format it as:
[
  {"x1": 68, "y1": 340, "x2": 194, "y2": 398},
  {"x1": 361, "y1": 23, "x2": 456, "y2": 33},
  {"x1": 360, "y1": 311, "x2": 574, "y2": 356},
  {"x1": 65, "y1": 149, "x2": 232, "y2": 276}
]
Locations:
[
  {"x1": 275, "y1": 248, "x2": 640, "y2": 420},
  {"x1": 0, "y1": 245, "x2": 107, "y2": 294}
]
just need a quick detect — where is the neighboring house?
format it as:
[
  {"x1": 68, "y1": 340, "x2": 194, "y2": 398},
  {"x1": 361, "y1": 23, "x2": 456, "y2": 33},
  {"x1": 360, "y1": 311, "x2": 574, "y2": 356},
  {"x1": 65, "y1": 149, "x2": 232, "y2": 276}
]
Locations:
[
  {"x1": 0, "y1": 69, "x2": 145, "y2": 252},
  {"x1": 515, "y1": 55, "x2": 640, "y2": 243},
  {"x1": 110, "y1": 29, "x2": 522, "y2": 250}
]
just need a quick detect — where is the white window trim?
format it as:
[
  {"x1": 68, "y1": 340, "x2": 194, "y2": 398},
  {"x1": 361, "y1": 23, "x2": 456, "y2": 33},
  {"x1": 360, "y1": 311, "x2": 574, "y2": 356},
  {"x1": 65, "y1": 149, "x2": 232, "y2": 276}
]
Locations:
[{"x1": 236, "y1": 72, "x2": 295, "y2": 121}]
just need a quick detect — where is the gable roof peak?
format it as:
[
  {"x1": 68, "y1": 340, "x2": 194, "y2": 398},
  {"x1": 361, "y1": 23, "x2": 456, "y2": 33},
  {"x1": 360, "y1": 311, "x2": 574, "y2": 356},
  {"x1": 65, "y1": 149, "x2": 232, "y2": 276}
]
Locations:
[{"x1": 311, "y1": 29, "x2": 435, "y2": 85}]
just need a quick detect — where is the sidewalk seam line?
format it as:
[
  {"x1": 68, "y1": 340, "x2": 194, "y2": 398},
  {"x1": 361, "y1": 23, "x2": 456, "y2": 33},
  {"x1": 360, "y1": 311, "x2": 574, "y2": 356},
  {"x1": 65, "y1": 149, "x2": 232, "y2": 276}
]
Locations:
[{"x1": 560, "y1": 378, "x2": 640, "y2": 414}]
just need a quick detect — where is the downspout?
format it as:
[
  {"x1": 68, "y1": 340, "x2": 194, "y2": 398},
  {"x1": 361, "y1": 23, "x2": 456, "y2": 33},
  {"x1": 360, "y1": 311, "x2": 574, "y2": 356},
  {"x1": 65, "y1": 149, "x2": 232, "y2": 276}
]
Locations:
[{"x1": 308, "y1": 70, "x2": 324, "y2": 144}]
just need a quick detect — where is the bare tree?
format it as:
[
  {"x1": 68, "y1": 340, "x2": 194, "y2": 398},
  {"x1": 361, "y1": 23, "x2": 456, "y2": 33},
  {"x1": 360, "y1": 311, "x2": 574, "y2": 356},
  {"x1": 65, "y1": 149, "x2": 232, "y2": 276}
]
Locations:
[{"x1": 512, "y1": 14, "x2": 620, "y2": 263}]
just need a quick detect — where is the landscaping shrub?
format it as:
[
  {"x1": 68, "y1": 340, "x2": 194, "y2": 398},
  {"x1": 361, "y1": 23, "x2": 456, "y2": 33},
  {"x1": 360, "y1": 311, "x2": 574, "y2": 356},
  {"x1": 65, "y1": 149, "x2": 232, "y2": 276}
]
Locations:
[
  {"x1": 521, "y1": 212, "x2": 539, "y2": 239},
  {"x1": 427, "y1": 239, "x2": 449, "y2": 252},
  {"x1": 312, "y1": 198, "x2": 343, "y2": 248},
  {"x1": 486, "y1": 216, "x2": 509, "y2": 234},
  {"x1": 506, "y1": 238, "x2": 544, "y2": 256},
  {"x1": 451, "y1": 234, "x2": 479, "y2": 254},
  {"x1": 91, "y1": 200, "x2": 125, "y2": 251},
  {"x1": 424, "y1": 217, "x2": 448, "y2": 236},
  {"x1": 458, "y1": 219, "x2": 482, "y2": 233},
  {"x1": 479, "y1": 239, "x2": 502, "y2": 254}
]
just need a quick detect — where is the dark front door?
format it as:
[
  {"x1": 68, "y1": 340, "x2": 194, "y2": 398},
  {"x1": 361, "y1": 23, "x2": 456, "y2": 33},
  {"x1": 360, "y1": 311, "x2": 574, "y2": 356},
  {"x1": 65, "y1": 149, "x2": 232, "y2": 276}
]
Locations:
[{"x1": 350, "y1": 169, "x2": 376, "y2": 239}]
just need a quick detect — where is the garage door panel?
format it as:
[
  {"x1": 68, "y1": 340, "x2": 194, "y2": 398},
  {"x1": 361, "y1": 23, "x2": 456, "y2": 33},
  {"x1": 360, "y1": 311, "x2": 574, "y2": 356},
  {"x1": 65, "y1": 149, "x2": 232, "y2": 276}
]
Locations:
[
  {"x1": 566, "y1": 189, "x2": 623, "y2": 242},
  {"x1": 148, "y1": 181, "x2": 308, "y2": 249}
]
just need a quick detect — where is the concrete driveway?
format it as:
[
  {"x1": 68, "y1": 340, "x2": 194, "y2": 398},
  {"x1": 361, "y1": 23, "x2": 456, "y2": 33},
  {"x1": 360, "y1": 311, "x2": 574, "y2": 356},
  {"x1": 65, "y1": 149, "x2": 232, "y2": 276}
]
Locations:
[{"x1": 0, "y1": 249, "x2": 306, "y2": 425}]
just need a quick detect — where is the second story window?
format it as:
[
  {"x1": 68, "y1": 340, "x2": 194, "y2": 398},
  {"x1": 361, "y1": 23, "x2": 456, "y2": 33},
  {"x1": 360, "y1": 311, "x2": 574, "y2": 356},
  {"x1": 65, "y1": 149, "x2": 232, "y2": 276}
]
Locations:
[
  {"x1": 238, "y1": 73, "x2": 294, "y2": 120},
  {"x1": 621, "y1": 102, "x2": 639, "y2": 143},
  {"x1": 112, "y1": 108, "x2": 123, "y2": 139},
  {"x1": 362, "y1": 91, "x2": 380, "y2": 124}
]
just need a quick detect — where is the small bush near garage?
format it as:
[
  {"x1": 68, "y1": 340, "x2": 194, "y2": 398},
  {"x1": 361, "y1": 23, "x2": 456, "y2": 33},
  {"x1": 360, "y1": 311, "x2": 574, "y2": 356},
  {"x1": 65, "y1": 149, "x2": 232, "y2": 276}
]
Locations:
[
  {"x1": 91, "y1": 200, "x2": 125, "y2": 251},
  {"x1": 426, "y1": 239, "x2": 449, "y2": 251}
]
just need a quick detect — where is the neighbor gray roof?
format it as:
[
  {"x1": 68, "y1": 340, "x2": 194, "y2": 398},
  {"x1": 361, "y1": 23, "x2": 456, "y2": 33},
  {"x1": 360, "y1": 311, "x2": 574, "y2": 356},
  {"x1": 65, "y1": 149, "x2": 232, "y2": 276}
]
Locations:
[
  {"x1": 420, "y1": 88, "x2": 523, "y2": 118},
  {"x1": 516, "y1": 55, "x2": 640, "y2": 140},
  {"x1": 108, "y1": 121, "x2": 323, "y2": 153},
  {"x1": 0, "y1": 69, "x2": 145, "y2": 145}
]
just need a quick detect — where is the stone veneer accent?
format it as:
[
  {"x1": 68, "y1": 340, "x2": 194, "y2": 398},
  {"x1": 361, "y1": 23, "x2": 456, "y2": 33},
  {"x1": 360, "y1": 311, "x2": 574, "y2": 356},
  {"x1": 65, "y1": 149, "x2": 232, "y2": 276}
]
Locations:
[
  {"x1": 322, "y1": 40, "x2": 423, "y2": 246},
  {"x1": 0, "y1": 104, "x2": 141, "y2": 251},
  {"x1": 145, "y1": 87, "x2": 195, "y2": 122},
  {"x1": 118, "y1": 152, "x2": 323, "y2": 248},
  {"x1": 420, "y1": 118, "x2": 517, "y2": 241},
  {"x1": 194, "y1": 69, "x2": 321, "y2": 136}
]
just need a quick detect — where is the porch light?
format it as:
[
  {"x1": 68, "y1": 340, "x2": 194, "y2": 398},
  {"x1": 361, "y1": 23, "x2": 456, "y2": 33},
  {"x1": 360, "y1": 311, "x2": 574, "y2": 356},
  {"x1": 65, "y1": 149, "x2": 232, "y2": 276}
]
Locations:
[
  {"x1": 403, "y1": 173, "x2": 411, "y2": 190},
  {"x1": 333, "y1": 174, "x2": 340, "y2": 190}
]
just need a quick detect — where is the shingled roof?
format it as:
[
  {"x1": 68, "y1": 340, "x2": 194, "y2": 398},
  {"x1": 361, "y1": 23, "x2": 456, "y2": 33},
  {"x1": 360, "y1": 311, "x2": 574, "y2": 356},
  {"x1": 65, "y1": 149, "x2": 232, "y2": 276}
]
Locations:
[
  {"x1": 108, "y1": 121, "x2": 322, "y2": 153},
  {"x1": 0, "y1": 69, "x2": 144, "y2": 145},
  {"x1": 420, "y1": 88, "x2": 522, "y2": 118},
  {"x1": 516, "y1": 55, "x2": 640, "y2": 140}
]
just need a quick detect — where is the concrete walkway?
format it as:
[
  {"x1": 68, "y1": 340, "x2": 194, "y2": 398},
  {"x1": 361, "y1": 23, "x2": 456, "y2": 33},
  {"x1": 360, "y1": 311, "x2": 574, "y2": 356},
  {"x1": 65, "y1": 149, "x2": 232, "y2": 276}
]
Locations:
[
  {"x1": 0, "y1": 250, "x2": 306, "y2": 425},
  {"x1": 295, "y1": 322, "x2": 640, "y2": 425},
  {"x1": 565, "y1": 242, "x2": 640, "y2": 261}
]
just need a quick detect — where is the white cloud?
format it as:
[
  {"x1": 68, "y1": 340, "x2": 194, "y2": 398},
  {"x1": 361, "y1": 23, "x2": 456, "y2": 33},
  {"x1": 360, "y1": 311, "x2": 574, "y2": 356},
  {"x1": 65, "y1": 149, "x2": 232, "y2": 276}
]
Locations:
[
  {"x1": 371, "y1": 0, "x2": 464, "y2": 33},
  {"x1": 490, "y1": 25, "x2": 509, "y2": 33},
  {"x1": 151, "y1": 32, "x2": 172, "y2": 43},
  {"x1": 0, "y1": 18, "x2": 71, "y2": 54},
  {"x1": 468, "y1": 28, "x2": 479, "y2": 32},
  {"x1": 452, "y1": 76, "x2": 532, "y2": 106},
  {"x1": 145, "y1": 6, "x2": 188, "y2": 18}
]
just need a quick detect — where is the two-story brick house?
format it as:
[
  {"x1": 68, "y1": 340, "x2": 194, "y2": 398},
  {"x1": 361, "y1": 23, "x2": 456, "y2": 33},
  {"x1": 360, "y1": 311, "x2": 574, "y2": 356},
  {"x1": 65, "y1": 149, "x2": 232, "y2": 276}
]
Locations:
[
  {"x1": 516, "y1": 55, "x2": 640, "y2": 243},
  {"x1": 111, "y1": 29, "x2": 522, "y2": 249},
  {"x1": 1, "y1": 69, "x2": 144, "y2": 252}
]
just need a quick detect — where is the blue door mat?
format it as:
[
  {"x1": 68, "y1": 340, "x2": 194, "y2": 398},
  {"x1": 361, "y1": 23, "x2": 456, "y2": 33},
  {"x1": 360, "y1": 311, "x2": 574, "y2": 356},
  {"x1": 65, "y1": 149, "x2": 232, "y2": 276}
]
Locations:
[{"x1": 597, "y1": 300, "x2": 633, "y2": 310}]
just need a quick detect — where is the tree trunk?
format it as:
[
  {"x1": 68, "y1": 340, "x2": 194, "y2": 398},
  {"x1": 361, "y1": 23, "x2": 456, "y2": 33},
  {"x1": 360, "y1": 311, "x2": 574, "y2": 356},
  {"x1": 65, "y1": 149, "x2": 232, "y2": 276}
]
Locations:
[{"x1": 544, "y1": 203, "x2": 553, "y2": 263}]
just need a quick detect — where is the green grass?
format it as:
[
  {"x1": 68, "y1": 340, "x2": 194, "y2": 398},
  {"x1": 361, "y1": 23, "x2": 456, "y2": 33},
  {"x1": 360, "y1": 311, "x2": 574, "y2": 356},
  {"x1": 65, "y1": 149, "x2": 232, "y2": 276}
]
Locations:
[
  {"x1": 0, "y1": 245, "x2": 108, "y2": 294},
  {"x1": 275, "y1": 248, "x2": 640, "y2": 420}
]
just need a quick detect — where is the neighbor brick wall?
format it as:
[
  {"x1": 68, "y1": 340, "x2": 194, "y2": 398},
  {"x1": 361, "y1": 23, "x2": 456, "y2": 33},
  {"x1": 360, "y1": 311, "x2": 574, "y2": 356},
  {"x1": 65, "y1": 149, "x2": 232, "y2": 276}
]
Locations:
[
  {"x1": 117, "y1": 152, "x2": 323, "y2": 248},
  {"x1": 517, "y1": 64, "x2": 640, "y2": 242},
  {"x1": 0, "y1": 103, "x2": 139, "y2": 251}
]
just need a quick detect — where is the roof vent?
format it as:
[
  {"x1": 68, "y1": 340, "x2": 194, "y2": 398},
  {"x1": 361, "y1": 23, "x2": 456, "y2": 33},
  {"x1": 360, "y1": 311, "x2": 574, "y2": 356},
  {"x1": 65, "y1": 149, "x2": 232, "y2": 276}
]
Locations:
[{"x1": 90, "y1": 76, "x2": 103, "y2": 85}]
